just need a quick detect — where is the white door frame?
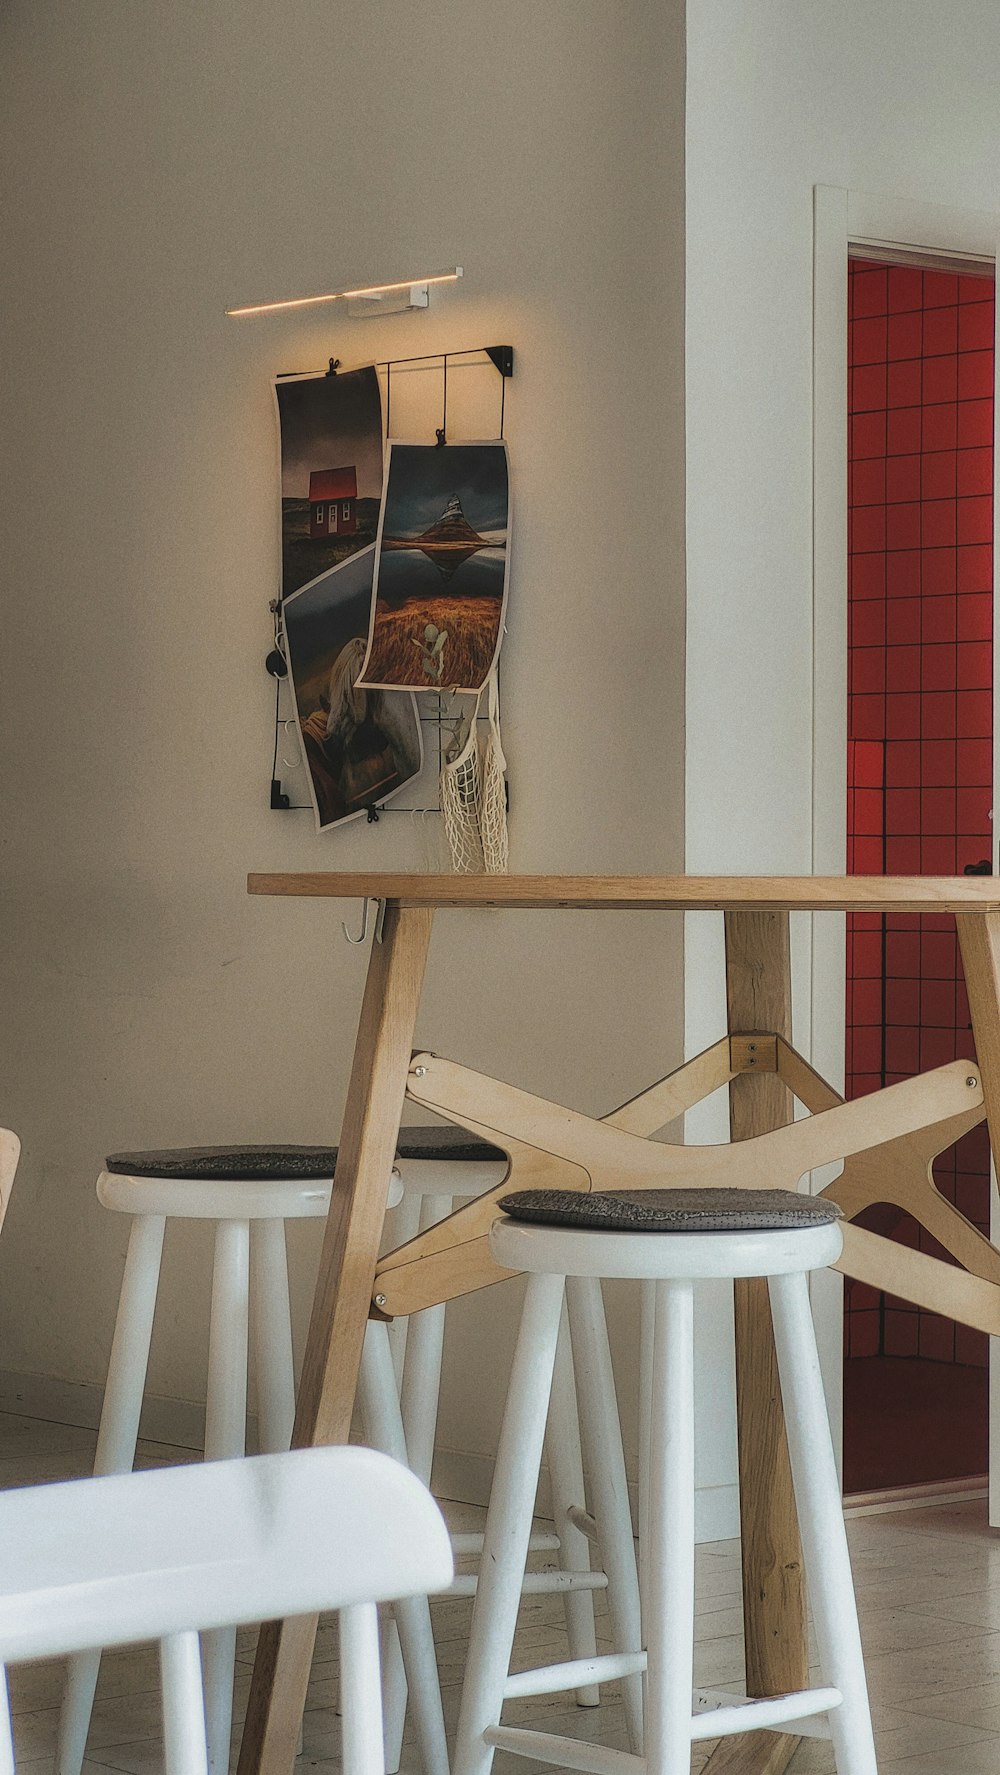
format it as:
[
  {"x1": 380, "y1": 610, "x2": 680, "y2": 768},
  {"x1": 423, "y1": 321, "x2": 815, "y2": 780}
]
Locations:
[{"x1": 812, "y1": 183, "x2": 1000, "y2": 1509}]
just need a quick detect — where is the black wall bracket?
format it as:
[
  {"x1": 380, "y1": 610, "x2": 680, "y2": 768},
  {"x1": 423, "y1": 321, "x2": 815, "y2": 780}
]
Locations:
[{"x1": 485, "y1": 344, "x2": 514, "y2": 377}]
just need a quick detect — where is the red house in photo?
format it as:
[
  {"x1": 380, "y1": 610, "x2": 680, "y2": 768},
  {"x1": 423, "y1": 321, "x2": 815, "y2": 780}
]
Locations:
[{"x1": 309, "y1": 466, "x2": 358, "y2": 538}]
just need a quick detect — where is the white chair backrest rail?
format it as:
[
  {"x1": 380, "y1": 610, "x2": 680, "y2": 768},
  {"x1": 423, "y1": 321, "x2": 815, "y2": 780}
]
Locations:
[
  {"x1": 0, "y1": 1446, "x2": 452, "y2": 1775},
  {"x1": 0, "y1": 1133, "x2": 19, "y2": 1245}
]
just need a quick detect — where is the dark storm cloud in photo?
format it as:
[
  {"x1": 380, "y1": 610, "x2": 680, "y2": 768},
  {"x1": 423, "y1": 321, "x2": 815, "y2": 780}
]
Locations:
[
  {"x1": 276, "y1": 367, "x2": 384, "y2": 500},
  {"x1": 382, "y1": 443, "x2": 509, "y2": 538}
]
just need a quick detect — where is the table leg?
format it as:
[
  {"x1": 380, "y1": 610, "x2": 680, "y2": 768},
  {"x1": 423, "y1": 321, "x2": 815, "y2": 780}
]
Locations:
[
  {"x1": 701, "y1": 910, "x2": 806, "y2": 1775},
  {"x1": 957, "y1": 912, "x2": 1000, "y2": 1158},
  {"x1": 237, "y1": 903, "x2": 434, "y2": 1775},
  {"x1": 957, "y1": 910, "x2": 1000, "y2": 1534}
]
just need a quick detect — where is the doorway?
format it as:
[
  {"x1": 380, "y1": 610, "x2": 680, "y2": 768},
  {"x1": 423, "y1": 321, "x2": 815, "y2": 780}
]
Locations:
[{"x1": 843, "y1": 251, "x2": 996, "y2": 1492}]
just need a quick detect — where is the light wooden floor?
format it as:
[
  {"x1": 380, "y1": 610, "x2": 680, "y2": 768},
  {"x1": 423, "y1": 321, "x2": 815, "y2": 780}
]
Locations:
[{"x1": 2, "y1": 1410, "x2": 1000, "y2": 1774}]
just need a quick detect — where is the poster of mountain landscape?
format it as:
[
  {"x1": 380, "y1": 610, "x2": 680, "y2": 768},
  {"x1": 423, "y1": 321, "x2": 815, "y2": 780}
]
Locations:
[
  {"x1": 275, "y1": 366, "x2": 384, "y2": 597},
  {"x1": 282, "y1": 546, "x2": 422, "y2": 831},
  {"x1": 357, "y1": 440, "x2": 510, "y2": 694}
]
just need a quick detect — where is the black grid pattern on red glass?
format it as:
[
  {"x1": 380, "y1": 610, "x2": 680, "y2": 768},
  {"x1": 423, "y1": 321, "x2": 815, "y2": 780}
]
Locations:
[{"x1": 846, "y1": 256, "x2": 995, "y2": 1367}]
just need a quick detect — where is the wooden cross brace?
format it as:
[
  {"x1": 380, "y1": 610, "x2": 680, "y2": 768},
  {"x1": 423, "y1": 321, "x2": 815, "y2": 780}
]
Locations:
[{"x1": 373, "y1": 1037, "x2": 1000, "y2": 1336}]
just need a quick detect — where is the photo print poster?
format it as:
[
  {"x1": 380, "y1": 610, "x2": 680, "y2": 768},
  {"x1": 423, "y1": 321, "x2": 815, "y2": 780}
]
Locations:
[
  {"x1": 282, "y1": 546, "x2": 422, "y2": 831},
  {"x1": 276, "y1": 365, "x2": 384, "y2": 598},
  {"x1": 357, "y1": 440, "x2": 510, "y2": 695}
]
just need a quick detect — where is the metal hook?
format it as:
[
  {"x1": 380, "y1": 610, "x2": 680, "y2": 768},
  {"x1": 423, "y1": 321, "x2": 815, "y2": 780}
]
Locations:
[
  {"x1": 341, "y1": 897, "x2": 387, "y2": 944},
  {"x1": 342, "y1": 898, "x2": 373, "y2": 944}
]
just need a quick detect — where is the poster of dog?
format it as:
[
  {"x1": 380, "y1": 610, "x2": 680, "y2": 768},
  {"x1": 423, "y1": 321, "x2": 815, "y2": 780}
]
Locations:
[{"x1": 282, "y1": 546, "x2": 422, "y2": 830}]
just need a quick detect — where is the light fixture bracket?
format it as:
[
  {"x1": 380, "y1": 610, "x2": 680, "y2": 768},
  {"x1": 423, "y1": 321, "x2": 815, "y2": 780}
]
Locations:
[{"x1": 346, "y1": 282, "x2": 429, "y2": 319}]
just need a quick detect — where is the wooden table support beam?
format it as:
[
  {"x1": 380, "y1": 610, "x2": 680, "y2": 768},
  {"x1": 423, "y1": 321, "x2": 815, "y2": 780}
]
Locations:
[
  {"x1": 957, "y1": 911, "x2": 1000, "y2": 1170},
  {"x1": 711, "y1": 908, "x2": 805, "y2": 1775},
  {"x1": 238, "y1": 904, "x2": 433, "y2": 1775}
]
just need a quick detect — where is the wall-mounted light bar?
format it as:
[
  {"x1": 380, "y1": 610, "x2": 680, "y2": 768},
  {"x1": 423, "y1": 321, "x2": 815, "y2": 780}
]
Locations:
[{"x1": 225, "y1": 267, "x2": 463, "y2": 319}]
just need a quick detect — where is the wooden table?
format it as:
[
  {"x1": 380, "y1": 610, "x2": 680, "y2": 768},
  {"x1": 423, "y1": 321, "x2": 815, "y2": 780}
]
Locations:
[{"x1": 236, "y1": 874, "x2": 1000, "y2": 1775}]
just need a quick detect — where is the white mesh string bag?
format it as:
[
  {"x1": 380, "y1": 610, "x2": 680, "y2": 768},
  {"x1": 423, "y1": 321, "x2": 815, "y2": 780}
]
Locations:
[
  {"x1": 439, "y1": 672, "x2": 509, "y2": 873},
  {"x1": 479, "y1": 672, "x2": 509, "y2": 874},
  {"x1": 440, "y1": 697, "x2": 485, "y2": 873}
]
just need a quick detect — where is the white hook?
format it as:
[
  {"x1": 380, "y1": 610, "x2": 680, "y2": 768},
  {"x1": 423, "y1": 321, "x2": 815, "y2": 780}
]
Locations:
[
  {"x1": 341, "y1": 897, "x2": 387, "y2": 945},
  {"x1": 342, "y1": 899, "x2": 372, "y2": 945}
]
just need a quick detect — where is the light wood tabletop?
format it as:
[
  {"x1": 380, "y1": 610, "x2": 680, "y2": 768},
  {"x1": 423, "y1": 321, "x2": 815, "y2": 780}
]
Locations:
[{"x1": 248, "y1": 871, "x2": 1000, "y2": 911}]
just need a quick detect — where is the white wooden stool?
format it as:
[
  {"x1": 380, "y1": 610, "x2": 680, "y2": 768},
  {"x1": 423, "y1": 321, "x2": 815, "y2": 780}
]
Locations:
[
  {"x1": 55, "y1": 1143, "x2": 448, "y2": 1775},
  {"x1": 454, "y1": 1187, "x2": 877, "y2": 1775},
  {"x1": 376, "y1": 1129, "x2": 638, "y2": 1771}
]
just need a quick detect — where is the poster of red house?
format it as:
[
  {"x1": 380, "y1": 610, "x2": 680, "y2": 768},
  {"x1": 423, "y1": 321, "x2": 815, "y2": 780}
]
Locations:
[{"x1": 309, "y1": 467, "x2": 358, "y2": 538}]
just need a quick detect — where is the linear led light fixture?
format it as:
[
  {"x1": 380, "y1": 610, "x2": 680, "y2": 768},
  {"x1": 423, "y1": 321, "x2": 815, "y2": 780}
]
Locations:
[{"x1": 226, "y1": 267, "x2": 463, "y2": 320}]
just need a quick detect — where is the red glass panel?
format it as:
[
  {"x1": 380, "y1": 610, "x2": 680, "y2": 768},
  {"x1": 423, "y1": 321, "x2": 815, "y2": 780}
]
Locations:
[{"x1": 846, "y1": 258, "x2": 995, "y2": 1414}]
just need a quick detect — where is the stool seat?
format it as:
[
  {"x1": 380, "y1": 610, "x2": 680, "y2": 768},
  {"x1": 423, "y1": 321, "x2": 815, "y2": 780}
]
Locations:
[
  {"x1": 104, "y1": 1128, "x2": 505, "y2": 1197},
  {"x1": 395, "y1": 1126, "x2": 506, "y2": 1165},
  {"x1": 100, "y1": 1147, "x2": 405, "y2": 1220},
  {"x1": 490, "y1": 1195, "x2": 844, "y2": 1281},
  {"x1": 105, "y1": 1145, "x2": 342, "y2": 1181},
  {"x1": 498, "y1": 1185, "x2": 842, "y2": 1233},
  {"x1": 97, "y1": 1168, "x2": 338, "y2": 1222}
]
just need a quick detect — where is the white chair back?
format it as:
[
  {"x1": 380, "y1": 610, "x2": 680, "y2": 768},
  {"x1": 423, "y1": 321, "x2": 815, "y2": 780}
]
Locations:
[
  {"x1": 0, "y1": 1133, "x2": 19, "y2": 1243},
  {"x1": 0, "y1": 1445, "x2": 452, "y2": 1775}
]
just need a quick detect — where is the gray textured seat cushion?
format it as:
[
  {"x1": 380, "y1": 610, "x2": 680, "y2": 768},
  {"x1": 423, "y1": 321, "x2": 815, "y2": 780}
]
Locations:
[
  {"x1": 395, "y1": 1125, "x2": 506, "y2": 1164},
  {"x1": 105, "y1": 1146, "x2": 342, "y2": 1181},
  {"x1": 498, "y1": 1187, "x2": 842, "y2": 1234},
  {"x1": 107, "y1": 1124, "x2": 505, "y2": 1182}
]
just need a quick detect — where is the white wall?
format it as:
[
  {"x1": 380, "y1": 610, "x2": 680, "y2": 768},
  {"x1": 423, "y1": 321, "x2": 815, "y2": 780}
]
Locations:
[
  {"x1": 686, "y1": 0, "x2": 1000, "y2": 891},
  {"x1": 0, "y1": 1, "x2": 685, "y2": 1492},
  {"x1": 684, "y1": 0, "x2": 1000, "y2": 1526}
]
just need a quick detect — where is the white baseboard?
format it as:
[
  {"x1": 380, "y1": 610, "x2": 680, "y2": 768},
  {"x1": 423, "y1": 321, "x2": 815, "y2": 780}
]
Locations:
[
  {"x1": 0, "y1": 1366, "x2": 210, "y2": 1452},
  {"x1": 693, "y1": 1482, "x2": 740, "y2": 1544},
  {"x1": 431, "y1": 1446, "x2": 514, "y2": 1511},
  {"x1": 845, "y1": 1473, "x2": 988, "y2": 1517},
  {"x1": 431, "y1": 1446, "x2": 739, "y2": 1544},
  {"x1": 0, "y1": 1369, "x2": 742, "y2": 1544}
]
